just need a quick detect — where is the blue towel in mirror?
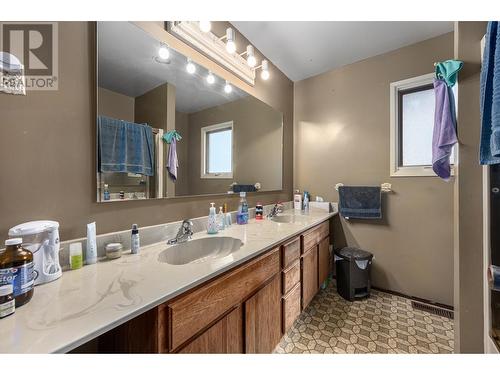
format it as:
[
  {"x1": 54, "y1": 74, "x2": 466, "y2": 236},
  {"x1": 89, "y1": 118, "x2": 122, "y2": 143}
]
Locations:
[
  {"x1": 98, "y1": 116, "x2": 154, "y2": 176},
  {"x1": 338, "y1": 186, "x2": 382, "y2": 219}
]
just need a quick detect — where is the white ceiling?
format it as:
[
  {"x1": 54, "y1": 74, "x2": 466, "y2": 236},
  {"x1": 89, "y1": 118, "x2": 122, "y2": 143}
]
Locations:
[
  {"x1": 232, "y1": 22, "x2": 454, "y2": 82},
  {"x1": 98, "y1": 22, "x2": 247, "y2": 113}
]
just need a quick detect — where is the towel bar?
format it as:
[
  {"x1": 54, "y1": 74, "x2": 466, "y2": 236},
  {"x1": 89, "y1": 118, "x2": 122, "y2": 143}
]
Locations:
[{"x1": 335, "y1": 182, "x2": 392, "y2": 193}]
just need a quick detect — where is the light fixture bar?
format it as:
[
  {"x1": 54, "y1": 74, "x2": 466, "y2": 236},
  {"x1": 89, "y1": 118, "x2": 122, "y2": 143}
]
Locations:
[{"x1": 169, "y1": 21, "x2": 256, "y2": 85}]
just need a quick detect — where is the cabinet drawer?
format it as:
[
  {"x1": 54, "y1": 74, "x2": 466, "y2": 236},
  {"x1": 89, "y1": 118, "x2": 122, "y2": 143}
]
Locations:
[
  {"x1": 282, "y1": 260, "x2": 300, "y2": 295},
  {"x1": 282, "y1": 283, "x2": 301, "y2": 333},
  {"x1": 301, "y1": 221, "x2": 329, "y2": 253},
  {"x1": 168, "y1": 248, "x2": 280, "y2": 351},
  {"x1": 317, "y1": 221, "x2": 330, "y2": 241},
  {"x1": 281, "y1": 237, "x2": 300, "y2": 268}
]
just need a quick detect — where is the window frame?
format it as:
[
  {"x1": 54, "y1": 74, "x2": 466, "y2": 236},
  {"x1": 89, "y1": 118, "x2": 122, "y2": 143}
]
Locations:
[
  {"x1": 389, "y1": 73, "x2": 456, "y2": 177},
  {"x1": 200, "y1": 121, "x2": 234, "y2": 179}
]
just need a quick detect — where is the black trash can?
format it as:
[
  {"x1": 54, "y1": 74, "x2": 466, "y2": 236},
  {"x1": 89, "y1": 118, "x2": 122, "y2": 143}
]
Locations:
[{"x1": 335, "y1": 247, "x2": 373, "y2": 301}]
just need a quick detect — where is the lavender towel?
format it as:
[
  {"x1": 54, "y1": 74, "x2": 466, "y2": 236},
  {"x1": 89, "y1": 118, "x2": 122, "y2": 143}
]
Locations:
[
  {"x1": 432, "y1": 79, "x2": 458, "y2": 180},
  {"x1": 167, "y1": 138, "x2": 178, "y2": 181}
]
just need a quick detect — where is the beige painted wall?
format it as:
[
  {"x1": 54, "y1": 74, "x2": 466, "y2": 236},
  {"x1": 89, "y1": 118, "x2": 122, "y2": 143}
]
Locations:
[
  {"x1": 179, "y1": 96, "x2": 283, "y2": 196},
  {"x1": 294, "y1": 33, "x2": 455, "y2": 305},
  {"x1": 453, "y1": 21, "x2": 487, "y2": 353},
  {"x1": 0, "y1": 22, "x2": 293, "y2": 244},
  {"x1": 97, "y1": 87, "x2": 134, "y2": 121},
  {"x1": 134, "y1": 83, "x2": 168, "y2": 130}
]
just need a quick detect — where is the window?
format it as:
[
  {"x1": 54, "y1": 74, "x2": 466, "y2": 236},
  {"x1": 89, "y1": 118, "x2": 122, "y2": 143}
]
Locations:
[
  {"x1": 201, "y1": 121, "x2": 233, "y2": 179},
  {"x1": 390, "y1": 73, "x2": 457, "y2": 177}
]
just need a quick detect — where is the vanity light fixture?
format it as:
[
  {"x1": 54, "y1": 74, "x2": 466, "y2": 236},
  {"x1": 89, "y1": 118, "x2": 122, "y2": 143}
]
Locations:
[
  {"x1": 240, "y1": 45, "x2": 257, "y2": 67},
  {"x1": 198, "y1": 21, "x2": 212, "y2": 33},
  {"x1": 206, "y1": 71, "x2": 215, "y2": 84},
  {"x1": 169, "y1": 22, "x2": 258, "y2": 85},
  {"x1": 158, "y1": 44, "x2": 170, "y2": 60},
  {"x1": 219, "y1": 27, "x2": 236, "y2": 54},
  {"x1": 224, "y1": 80, "x2": 232, "y2": 94},
  {"x1": 186, "y1": 58, "x2": 196, "y2": 74}
]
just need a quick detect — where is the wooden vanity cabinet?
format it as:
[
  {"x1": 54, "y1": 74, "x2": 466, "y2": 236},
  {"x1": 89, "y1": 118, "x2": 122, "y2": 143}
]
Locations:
[
  {"x1": 301, "y1": 245, "x2": 318, "y2": 309},
  {"x1": 168, "y1": 248, "x2": 280, "y2": 352},
  {"x1": 300, "y1": 221, "x2": 330, "y2": 310},
  {"x1": 245, "y1": 275, "x2": 281, "y2": 353},
  {"x1": 282, "y1": 282, "x2": 301, "y2": 333},
  {"x1": 280, "y1": 237, "x2": 302, "y2": 334},
  {"x1": 96, "y1": 219, "x2": 331, "y2": 354},
  {"x1": 177, "y1": 306, "x2": 243, "y2": 353},
  {"x1": 318, "y1": 236, "x2": 330, "y2": 286}
]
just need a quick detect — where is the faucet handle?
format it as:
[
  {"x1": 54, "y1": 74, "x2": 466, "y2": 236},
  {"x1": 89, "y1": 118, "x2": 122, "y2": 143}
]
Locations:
[{"x1": 182, "y1": 219, "x2": 194, "y2": 235}]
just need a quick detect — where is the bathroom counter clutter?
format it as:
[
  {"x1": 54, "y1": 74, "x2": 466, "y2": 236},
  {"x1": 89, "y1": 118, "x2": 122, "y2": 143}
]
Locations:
[{"x1": 0, "y1": 207, "x2": 336, "y2": 353}]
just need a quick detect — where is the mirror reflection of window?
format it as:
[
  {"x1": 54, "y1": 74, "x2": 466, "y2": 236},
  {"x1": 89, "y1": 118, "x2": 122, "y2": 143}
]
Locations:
[{"x1": 202, "y1": 122, "x2": 233, "y2": 178}]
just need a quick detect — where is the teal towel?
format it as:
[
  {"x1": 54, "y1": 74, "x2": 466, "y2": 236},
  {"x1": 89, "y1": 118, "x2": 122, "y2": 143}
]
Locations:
[
  {"x1": 162, "y1": 130, "x2": 182, "y2": 144},
  {"x1": 435, "y1": 60, "x2": 463, "y2": 87}
]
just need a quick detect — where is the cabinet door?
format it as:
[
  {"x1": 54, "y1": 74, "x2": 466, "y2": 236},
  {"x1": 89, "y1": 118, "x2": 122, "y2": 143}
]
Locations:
[
  {"x1": 318, "y1": 236, "x2": 330, "y2": 287},
  {"x1": 245, "y1": 275, "x2": 281, "y2": 353},
  {"x1": 282, "y1": 282, "x2": 301, "y2": 334},
  {"x1": 301, "y1": 246, "x2": 318, "y2": 310},
  {"x1": 178, "y1": 306, "x2": 243, "y2": 353}
]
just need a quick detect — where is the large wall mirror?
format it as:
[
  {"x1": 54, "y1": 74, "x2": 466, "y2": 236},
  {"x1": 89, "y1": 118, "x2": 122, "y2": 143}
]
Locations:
[{"x1": 96, "y1": 22, "x2": 283, "y2": 202}]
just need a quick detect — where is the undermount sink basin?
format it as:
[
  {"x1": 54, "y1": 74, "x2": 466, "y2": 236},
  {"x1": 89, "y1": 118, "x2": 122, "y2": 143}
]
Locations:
[
  {"x1": 270, "y1": 214, "x2": 303, "y2": 224},
  {"x1": 158, "y1": 237, "x2": 243, "y2": 265}
]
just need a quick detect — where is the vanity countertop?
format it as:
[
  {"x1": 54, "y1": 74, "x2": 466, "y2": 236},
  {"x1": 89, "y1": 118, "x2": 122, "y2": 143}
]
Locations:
[{"x1": 0, "y1": 208, "x2": 337, "y2": 353}]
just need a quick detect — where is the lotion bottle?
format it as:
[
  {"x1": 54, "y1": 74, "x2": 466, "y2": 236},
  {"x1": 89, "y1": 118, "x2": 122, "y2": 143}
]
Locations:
[
  {"x1": 86, "y1": 222, "x2": 97, "y2": 265},
  {"x1": 207, "y1": 203, "x2": 219, "y2": 234},
  {"x1": 217, "y1": 206, "x2": 226, "y2": 231}
]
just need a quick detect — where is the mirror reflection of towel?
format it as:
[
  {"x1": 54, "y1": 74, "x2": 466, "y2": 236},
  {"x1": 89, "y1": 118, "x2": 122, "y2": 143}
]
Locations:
[
  {"x1": 167, "y1": 138, "x2": 178, "y2": 181},
  {"x1": 98, "y1": 116, "x2": 154, "y2": 176}
]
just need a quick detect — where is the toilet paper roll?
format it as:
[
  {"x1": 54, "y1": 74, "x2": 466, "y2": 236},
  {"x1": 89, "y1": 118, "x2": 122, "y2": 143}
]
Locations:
[{"x1": 488, "y1": 265, "x2": 500, "y2": 291}]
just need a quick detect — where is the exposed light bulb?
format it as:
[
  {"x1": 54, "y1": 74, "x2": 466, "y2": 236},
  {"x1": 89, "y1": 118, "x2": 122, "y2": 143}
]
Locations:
[
  {"x1": 226, "y1": 40, "x2": 236, "y2": 54},
  {"x1": 224, "y1": 81, "x2": 232, "y2": 94},
  {"x1": 225, "y1": 28, "x2": 236, "y2": 54},
  {"x1": 206, "y1": 71, "x2": 215, "y2": 84},
  {"x1": 186, "y1": 59, "x2": 196, "y2": 74},
  {"x1": 158, "y1": 45, "x2": 169, "y2": 60},
  {"x1": 261, "y1": 59, "x2": 270, "y2": 80},
  {"x1": 199, "y1": 21, "x2": 211, "y2": 33},
  {"x1": 246, "y1": 45, "x2": 256, "y2": 67},
  {"x1": 247, "y1": 55, "x2": 257, "y2": 67}
]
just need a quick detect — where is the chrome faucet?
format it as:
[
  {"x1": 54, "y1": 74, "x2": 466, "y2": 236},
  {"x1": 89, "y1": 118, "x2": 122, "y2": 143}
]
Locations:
[
  {"x1": 267, "y1": 203, "x2": 284, "y2": 218},
  {"x1": 167, "y1": 219, "x2": 194, "y2": 245}
]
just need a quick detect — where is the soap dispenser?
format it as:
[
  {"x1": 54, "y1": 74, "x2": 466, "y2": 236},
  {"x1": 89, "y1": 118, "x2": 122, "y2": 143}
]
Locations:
[
  {"x1": 207, "y1": 203, "x2": 219, "y2": 234},
  {"x1": 217, "y1": 206, "x2": 226, "y2": 231}
]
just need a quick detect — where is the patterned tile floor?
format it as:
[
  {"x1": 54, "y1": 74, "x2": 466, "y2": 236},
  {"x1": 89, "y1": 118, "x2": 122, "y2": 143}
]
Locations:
[{"x1": 275, "y1": 282, "x2": 454, "y2": 354}]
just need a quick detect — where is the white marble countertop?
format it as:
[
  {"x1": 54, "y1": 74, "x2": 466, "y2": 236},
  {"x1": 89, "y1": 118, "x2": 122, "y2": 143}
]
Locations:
[{"x1": 0, "y1": 208, "x2": 336, "y2": 353}]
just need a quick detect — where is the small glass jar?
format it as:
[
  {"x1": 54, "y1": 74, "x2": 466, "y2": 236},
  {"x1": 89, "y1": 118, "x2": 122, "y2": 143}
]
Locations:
[
  {"x1": 0, "y1": 284, "x2": 15, "y2": 319},
  {"x1": 105, "y1": 243, "x2": 123, "y2": 260}
]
